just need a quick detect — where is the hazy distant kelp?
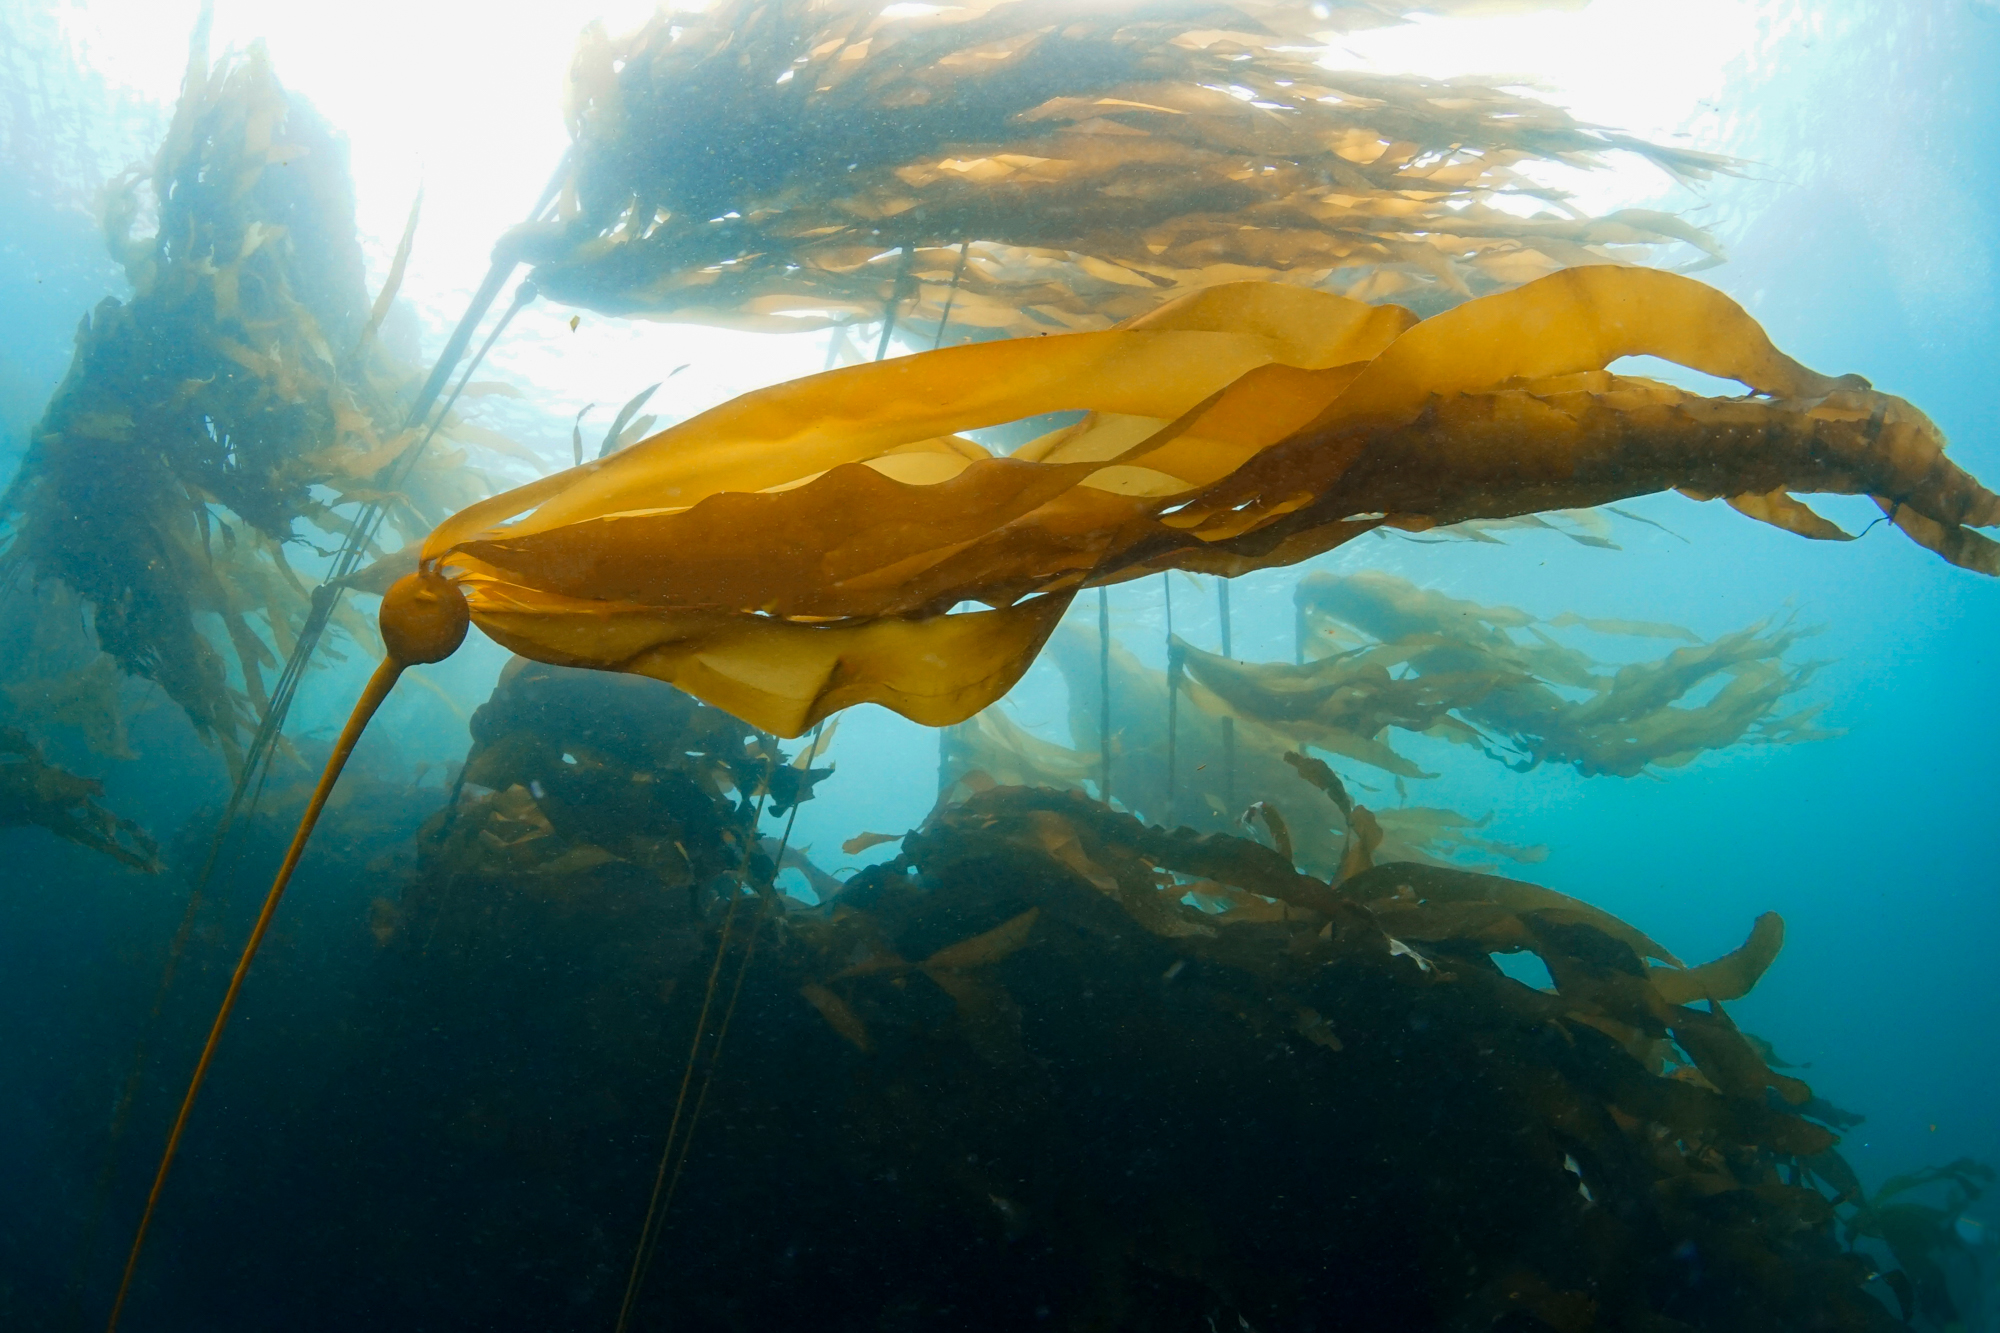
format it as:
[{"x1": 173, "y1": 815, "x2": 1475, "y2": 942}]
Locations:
[
  {"x1": 946, "y1": 567, "x2": 1824, "y2": 875},
  {"x1": 1287, "y1": 569, "x2": 1834, "y2": 777},
  {"x1": 519, "y1": 0, "x2": 1727, "y2": 336},
  {"x1": 950, "y1": 618, "x2": 1552, "y2": 876},
  {"x1": 0, "y1": 725, "x2": 158, "y2": 872},
  {"x1": 1841, "y1": 1158, "x2": 1995, "y2": 1328},
  {"x1": 0, "y1": 36, "x2": 491, "y2": 769},
  {"x1": 0, "y1": 7, "x2": 165, "y2": 471}
]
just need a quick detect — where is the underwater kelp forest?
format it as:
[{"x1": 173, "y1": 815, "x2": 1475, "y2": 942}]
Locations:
[{"x1": 1, "y1": 2, "x2": 1997, "y2": 1331}]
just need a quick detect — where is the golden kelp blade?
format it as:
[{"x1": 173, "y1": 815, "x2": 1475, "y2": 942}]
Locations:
[
  {"x1": 420, "y1": 269, "x2": 1999, "y2": 737},
  {"x1": 465, "y1": 583, "x2": 1070, "y2": 742},
  {"x1": 1650, "y1": 912, "x2": 1785, "y2": 1005}
]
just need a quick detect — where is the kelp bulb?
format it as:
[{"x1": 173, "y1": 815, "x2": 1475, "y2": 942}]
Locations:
[{"x1": 380, "y1": 569, "x2": 469, "y2": 665}]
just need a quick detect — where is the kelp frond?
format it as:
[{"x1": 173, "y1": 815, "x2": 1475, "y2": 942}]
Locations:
[
  {"x1": 0, "y1": 727, "x2": 159, "y2": 872},
  {"x1": 413, "y1": 268, "x2": 1998, "y2": 738},
  {"x1": 1219, "y1": 568, "x2": 1840, "y2": 778},
  {"x1": 519, "y1": 0, "x2": 1730, "y2": 334}
]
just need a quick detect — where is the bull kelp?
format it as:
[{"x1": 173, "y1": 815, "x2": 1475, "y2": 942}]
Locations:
[
  {"x1": 420, "y1": 267, "x2": 1995, "y2": 738},
  {"x1": 525, "y1": 0, "x2": 1726, "y2": 334},
  {"x1": 103, "y1": 255, "x2": 2000, "y2": 1327}
]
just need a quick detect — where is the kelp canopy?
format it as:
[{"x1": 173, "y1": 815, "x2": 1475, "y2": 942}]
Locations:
[
  {"x1": 519, "y1": 0, "x2": 1726, "y2": 334},
  {"x1": 412, "y1": 267, "x2": 1999, "y2": 739},
  {"x1": 0, "y1": 40, "x2": 486, "y2": 767}
]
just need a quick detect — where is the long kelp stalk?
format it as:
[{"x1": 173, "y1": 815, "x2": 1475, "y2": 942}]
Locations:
[
  {"x1": 107, "y1": 572, "x2": 468, "y2": 1331},
  {"x1": 1097, "y1": 587, "x2": 1112, "y2": 803},
  {"x1": 1218, "y1": 576, "x2": 1236, "y2": 807}
]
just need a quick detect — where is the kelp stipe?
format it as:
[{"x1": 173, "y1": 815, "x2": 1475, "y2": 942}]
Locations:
[{"x1": 106, "y1": 571, "x2": 467, "y2": 1332}]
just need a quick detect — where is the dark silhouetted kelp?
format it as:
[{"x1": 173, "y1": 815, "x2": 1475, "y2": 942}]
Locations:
[
  {"x1": 0, "y1": 39, "x2": 491, "y2": 769},
  {"x1": 202, "y1": 709, "x2": 1943, "y2": 1330},
  {"x1": 1843, "y1": 1158, "x2": 1995, "y2": 1327},
  {"x1": 0, "y1": 726, "x2": 157, "y2": 872}
]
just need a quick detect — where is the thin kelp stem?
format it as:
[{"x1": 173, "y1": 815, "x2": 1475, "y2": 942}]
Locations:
[
  {"x1": 614, "y1": 724, "x2": 825, "y2": 1332},
  {"x1": 1098, "y1": 586, "x2": 1112, "y2": 805},
  {"x1": 106, "y1": 570, "x2": 467, "y2": 1333},
  {"x1": 1163, "y1": 573, "x2": 1178, "y2": 826},
  {"x1": 82, "y1": 274, "x2": 541, "y2": 1291},
  {"x1": 630, "y1": 725, "x2": 827, "y2": 1317},
  {"x1": 174, "y1": 149, "x2": 566, "y2": 936},
  {"x1": 1217, "y1": 578, "x2": 1235, "y2": 808},
  {"x1": 106, "y1": 656, "x2": 404, "y2": 1332},
  {"x1": 611, "y1": 854, "x2": 750, "y2": 1333},
  {"x1": 931, "y1": 240, "x2": 971, "y2": 350},
  {"x1": 873, "y1": 246, "x2": 917, "y2": 361}
]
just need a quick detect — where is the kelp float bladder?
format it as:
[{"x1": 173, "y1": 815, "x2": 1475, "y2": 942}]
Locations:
[{"x1": 107, "y1": 267, "x2": 2000, "y2": 1327}]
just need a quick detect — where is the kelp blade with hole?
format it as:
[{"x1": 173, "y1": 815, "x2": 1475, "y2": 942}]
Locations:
[{"x1": 417, "y1": 268, "x2": 1998, "y2": 737}]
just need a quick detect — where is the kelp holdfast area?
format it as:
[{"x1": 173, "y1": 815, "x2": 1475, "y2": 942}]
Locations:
[{"x1": 220, "y1": 689, "x2": 1897, "y2": 1333}]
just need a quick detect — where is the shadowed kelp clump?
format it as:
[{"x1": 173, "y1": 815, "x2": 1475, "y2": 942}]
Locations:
[
  {"x1": 0, "y1": 727, "x2": 157, "y2": 872},
  {"x1": 0, "y1": 39, "x2": 487, "y2": 767},
  {"x1": 259, "y1": 730, "x2": 1933, "y2": 1331},
  {"x1": 427, "y1": 656, "x2": 825, "y2": 891},
  {"x1": 524, "y1": 0, "x2": 1726, "y2": 334},
  {"x1": 779, "y1": 787, "x2": 1884, "y2": 1331}
]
